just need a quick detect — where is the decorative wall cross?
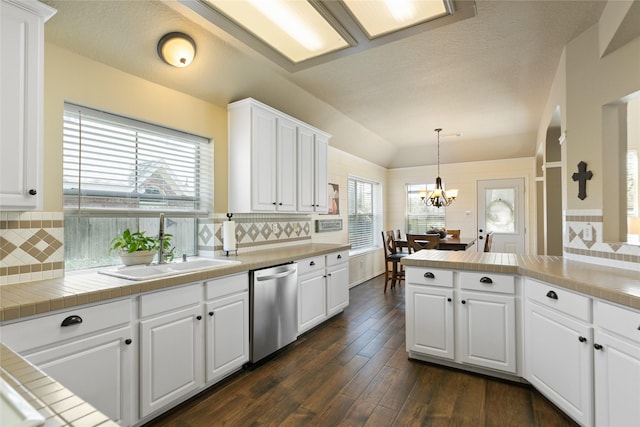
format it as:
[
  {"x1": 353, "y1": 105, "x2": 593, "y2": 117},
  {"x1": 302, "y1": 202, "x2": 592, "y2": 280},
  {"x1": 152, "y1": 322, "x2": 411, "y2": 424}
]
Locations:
[{"x1": 572, "y1": 161, "x2": 593, "y2": 200}]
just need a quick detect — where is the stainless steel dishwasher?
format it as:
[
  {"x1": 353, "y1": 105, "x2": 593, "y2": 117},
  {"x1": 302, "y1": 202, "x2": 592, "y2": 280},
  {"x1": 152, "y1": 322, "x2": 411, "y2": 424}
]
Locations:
[{"x1": 250, "y1": 263, "x2": 298, "y2": 363}]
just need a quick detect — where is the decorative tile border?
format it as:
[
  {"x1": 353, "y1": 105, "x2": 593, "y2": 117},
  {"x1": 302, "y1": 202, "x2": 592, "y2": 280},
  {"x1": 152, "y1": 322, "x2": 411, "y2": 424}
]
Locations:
[
  {"x1": 0, "y1": 212, "x2": 65, "y2": 285},
  {"x1": 564, "y1": 209, "x2": 640, "y2": 271}
]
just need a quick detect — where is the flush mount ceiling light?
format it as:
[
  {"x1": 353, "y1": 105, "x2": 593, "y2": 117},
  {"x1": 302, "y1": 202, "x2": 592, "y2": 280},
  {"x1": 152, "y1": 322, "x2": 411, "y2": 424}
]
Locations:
[
  {"x1": 420, "y1": 128, "x2": 458, "y2": 208},
  {"x1": 157, "y1": 32, "x2": 197, "y2": 67},
  {"x1": 192, "y1": 0, "x2": 474, "y2": 71}
]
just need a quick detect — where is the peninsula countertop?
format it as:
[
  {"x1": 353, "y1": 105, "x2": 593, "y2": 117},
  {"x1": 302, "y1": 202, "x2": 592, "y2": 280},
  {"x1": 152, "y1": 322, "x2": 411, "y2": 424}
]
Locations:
[
  {"x1": 401, "y1": 250, "x2": 640, "y2": 310},
  {"x1": 0, "y1": 243, "x2": 350, "y2": 323}
]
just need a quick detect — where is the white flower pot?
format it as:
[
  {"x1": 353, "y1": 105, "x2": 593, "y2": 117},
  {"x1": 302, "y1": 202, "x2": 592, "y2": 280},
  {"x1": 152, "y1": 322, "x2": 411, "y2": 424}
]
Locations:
[{"x1": 119, "y1": 250, "x2": 157, "y2": 266}]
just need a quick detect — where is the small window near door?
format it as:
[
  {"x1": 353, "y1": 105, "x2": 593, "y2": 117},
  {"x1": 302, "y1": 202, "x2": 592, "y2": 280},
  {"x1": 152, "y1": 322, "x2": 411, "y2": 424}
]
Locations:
[{"x1": 406, "y1": 184, "x2": 445, "y2": 233}]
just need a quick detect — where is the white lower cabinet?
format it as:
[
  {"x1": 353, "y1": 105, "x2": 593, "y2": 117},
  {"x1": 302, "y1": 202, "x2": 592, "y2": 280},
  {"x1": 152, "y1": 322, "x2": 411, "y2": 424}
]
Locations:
[
  {"x1": 204, "y1": 273, "x2": 249, "y2": 384},
  {"x1": 0, "y1": 299, "x2": 133, "y2": 426},
  {"x1": 593, "y1": 300, "x2": 640, "y2": 427},
  {"x1": 297, "y1": 251, "x2": 349, "y2": 334},
  {"x1": 524, "y1": 279, "x2": 593, "y2": 427},
  {"x1": 406, "y1": 268, "x2": 517, "y2": 375},
  {"x1": 139, "y1": 283, "x2": 204, "y2": 418}
]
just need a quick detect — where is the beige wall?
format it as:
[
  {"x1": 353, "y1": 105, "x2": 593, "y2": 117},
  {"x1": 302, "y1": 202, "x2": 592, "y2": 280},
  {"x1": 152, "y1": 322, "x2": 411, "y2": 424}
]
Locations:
[{"x1": 44, "y1": 43, "x2": 229, "y2": 212}]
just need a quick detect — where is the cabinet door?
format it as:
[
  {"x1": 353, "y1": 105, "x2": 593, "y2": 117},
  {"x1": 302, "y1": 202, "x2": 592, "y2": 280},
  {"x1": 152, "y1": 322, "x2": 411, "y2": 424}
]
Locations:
[
  {"x1": 276, "y1": 117, "x2": 297, "y2": 211},
  {"x1": 313, "y1": 133, "x2": 329, "y2": 213},
  {"x1": 26, "y1": 326, "x2": 133, "y2": 426},
  {"x1": 406, "y1": 285, "x2": 454, "y2": 360},
  {"x1": 297, "y1": 127, "x2": 316, "y2": 212},
  {"x1": 139, "y1": 305, "x2": 204, "y2": 418},
  {"x1": 205, "y1": 292, "x2": 249, "y2": 383},
  {"x1": 458, "y1": 290, "x2": 516, "y2": 373},
  {"x1": 326, "y1": 262, "x2": 349, "y2": 316},
  {"x1": 594, "y1": 330, "x2": 640, "y2": 427},
  {"x1": 298, "y1": 271, "x2": 327, "y2": 334},
  {"x1": 0, "y1": 1, "x2": 52, "y2": 210},
  {"x1": 251, "y1": 106, "x2": 277, "y2": 211},
  {"x1": 525, "y1": 301, "x2": 593, "y2": 427}
]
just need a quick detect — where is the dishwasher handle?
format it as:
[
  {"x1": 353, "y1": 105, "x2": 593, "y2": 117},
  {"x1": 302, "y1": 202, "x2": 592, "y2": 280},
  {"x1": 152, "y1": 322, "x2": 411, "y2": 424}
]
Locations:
[{"x1": 255, "y1": 268, "x2": 297, "y2": 281}]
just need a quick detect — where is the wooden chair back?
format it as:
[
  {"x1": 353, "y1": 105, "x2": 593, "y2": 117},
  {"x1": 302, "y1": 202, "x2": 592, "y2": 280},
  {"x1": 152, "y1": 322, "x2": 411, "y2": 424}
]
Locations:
[
  {"x1": 396, "y1": 229, "x2": 403, "y2": 240},
  {"x1": 484, "y1": 231, "x2": 494, "y2": 252},
  {"x1": 382, "y1": 231, "x2": 394, "y2": 257},
  {"x1": 406, "y1": 233, "x2": 440, "y2": 253}
]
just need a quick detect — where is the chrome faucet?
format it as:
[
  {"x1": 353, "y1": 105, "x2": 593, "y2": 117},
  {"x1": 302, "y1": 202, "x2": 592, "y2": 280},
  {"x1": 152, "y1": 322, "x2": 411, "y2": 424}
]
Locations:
[{"x1": 157, "y1": 213, "x2": 166, "y2": 264}]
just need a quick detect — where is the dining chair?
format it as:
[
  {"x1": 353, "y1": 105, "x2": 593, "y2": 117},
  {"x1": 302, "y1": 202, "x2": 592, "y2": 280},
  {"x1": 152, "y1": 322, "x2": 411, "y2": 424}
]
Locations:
[
  {"x1": 406, "y1": 233, "x2": 440, "y2": 253},
  {"x1": 448, "y1": 229, "x2": 461, "y2": 238},
  {"x1": 382, "y1": 231, "x2": 406, "y2": 292},
  {"x1": 484, "y1": 231, "x2": 494, "y2": 252},
  {"x1": 396, "y1": 229, "x2": 403, "y2": 240},
  {"x1": 389, "y1": 229, "x2": 408, "y2": 255}
]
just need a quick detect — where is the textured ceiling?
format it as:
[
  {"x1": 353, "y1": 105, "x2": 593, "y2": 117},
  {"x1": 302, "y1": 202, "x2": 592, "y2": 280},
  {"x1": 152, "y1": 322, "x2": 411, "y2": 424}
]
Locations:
[{"x1": 41, "y1": 0, "x2": 607, "y2": 169}]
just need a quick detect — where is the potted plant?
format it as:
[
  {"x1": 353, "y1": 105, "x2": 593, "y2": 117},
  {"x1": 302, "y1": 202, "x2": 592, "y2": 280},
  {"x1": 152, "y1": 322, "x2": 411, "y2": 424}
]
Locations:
[{"x1": 109, "y1": 229, "x2": 172, "y2": 266}]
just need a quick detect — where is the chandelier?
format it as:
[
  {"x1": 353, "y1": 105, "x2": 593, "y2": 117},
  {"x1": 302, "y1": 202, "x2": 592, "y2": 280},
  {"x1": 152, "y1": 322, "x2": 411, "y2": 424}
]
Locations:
[{"x1": 420, "y1": 128, "x2": 458, "y2": 208}]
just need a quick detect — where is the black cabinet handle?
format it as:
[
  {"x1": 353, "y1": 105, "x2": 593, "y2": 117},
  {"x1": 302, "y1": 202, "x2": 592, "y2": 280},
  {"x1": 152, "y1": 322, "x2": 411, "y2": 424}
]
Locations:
[
  {"x1": 594, "y1": 343, "x2": 603, "y2": 350},
  {"x1": 209, "y1": 311, "x2": 214, "y2": 316},
  {"x1": 125, "y1": 339, "x2": 132, "y2": 345},
  {"x1": 61, "y1": 315, "x2": 83, "y2": 327},
  {"x1": 461, "y1": 300, "x2": 466, "y2": 304},
  {"x1": 310, "y1": 261, "x2": 315, "y2": 266},
  {"x1": 424, "y1": 272, "x2": 435, "y2": 279},
  {"x1": 196, "y1": 315, "x2": 202, "y2": 320},
  {"x1": 546, "y1": 290, "x2": 558, "y2": 300},
  {"x1": 28, "y1": 189, "x2": 37, "y2": 196},
  {"x1": 480, "y1": 276, "x2": 493, "y2": 284},
  {"x1": 578, "y1": 336, "x2": 587, "y2": 343},
  {"x1": 337, "y1": 254, "x2": 342, "y2": 259}
]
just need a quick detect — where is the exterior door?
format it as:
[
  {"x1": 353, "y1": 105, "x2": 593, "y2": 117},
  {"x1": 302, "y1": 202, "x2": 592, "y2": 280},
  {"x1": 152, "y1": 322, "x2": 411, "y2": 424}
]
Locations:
[{"x1": 477, "y1": 178, "x2": 526, "y2": 253}]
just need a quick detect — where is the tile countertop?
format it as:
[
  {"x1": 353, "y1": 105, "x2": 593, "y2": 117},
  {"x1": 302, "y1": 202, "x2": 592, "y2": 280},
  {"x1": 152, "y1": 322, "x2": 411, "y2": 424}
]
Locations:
[
  {"x1": 401, "y1": 250, "x2": 640, "y2": 310},
  {"x1": 0, "y1": 243, "x2": 350, "y2": 323},
  {"x1": 0, "y1": 343, "x2": 118, "y2": 427}
]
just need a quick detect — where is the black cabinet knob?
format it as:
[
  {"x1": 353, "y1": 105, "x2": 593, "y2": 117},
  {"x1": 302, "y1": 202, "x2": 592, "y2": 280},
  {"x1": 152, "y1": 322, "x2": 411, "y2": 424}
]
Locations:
[
  {"x1": 480, "y1": 276, "x2": 493, "y2": 284},
  {"x1": 279, "y1": 202, "x2": 283, "y2": 205},
  {"x1": 447, "y1": 298, "x2": 452, "y2": 302},
  {"x1": 28, "y1": 189, "x2": 37, "y2": 196},
  {"x1": 578, "y1": 336, "x2": 587, "y2": 343},
  {"x1": 424, "y1": 272, "x2": 435, "y2": 279},
  {"x1": 337, "y1": 254, "x2": 342, "y2": 259},
  {"x1": 594, "y1": 343, "x2": 603, "y2": 350},
  {"x1": 196, "y1": 315, "x2": 202, "y2": 320},
  {"x1": 209, "y1": 311, "x2": 214, "y2": 316},
  {"x1": 461, "y1": 300, "x2": 467, "y2": 304},
  {"x1": 125, "y1": 339, "x2": 132, "y2": 345},
  {"x1": 546, "y1": 290, "x2": 558, "y2": 300},
  {"x1": 61, "y1": 315, "x2": 83, "y2": 327},
  {"x1": 272, "y1": 202, "x2": 277, "y2": 205}
]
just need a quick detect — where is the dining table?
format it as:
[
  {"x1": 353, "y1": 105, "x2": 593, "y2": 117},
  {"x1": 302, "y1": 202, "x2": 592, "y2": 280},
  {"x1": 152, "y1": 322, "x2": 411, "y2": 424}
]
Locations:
[{"x1": 395, "y1": 235, "x2": 476, "y2": 251}]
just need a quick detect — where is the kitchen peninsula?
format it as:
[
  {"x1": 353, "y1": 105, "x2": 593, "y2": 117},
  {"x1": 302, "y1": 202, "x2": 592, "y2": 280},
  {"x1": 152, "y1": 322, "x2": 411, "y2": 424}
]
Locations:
[{"x1": 402, "y1": 250, "x2": 640, "y2": 427}]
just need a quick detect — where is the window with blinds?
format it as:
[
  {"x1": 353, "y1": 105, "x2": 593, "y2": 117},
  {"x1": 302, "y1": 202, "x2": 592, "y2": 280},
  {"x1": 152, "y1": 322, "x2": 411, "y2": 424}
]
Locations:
[
  {"x1": 62, "y1": 103, "x2": 213, "y2": 270},
  {"x1": 406, "y1": 183, "x2": 446, "y2": 232},
  {"x1": 348, "y1": 176, "x2": 382, "y2": 251},
  {"x1": 627, "y1": 149, "x2": 637, "y2": 217}
]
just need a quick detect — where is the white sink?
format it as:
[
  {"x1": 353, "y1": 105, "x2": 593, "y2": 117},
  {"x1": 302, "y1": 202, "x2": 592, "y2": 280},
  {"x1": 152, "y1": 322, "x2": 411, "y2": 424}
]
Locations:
[
  {"x1": 0, "y1": 377, "x2": 45, "y2": 427},
  {"x1": 98, "y1": 258, "x2": 240, "y2": 281}
]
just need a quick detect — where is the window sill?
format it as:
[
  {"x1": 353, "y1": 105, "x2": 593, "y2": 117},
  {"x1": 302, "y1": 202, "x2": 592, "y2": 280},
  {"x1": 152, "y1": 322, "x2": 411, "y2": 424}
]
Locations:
[{"x1": 349, "y1": 246, "x2": 380, "y2": 257}]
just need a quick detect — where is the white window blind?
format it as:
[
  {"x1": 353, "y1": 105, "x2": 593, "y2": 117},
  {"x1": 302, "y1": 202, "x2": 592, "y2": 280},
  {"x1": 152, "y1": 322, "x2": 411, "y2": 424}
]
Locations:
[
  {"x1": 628, "y1": 149, "x2": 638, "y2": 216},
  {"x1": 348, "y1": 176, "x2": 382, "y2": 250},
  {"x1": 406, "y1": 183, "x2": 446, "y2": 232},
  {"x1": 63, "y1": 103, "x2": 213, "y2": 217}
]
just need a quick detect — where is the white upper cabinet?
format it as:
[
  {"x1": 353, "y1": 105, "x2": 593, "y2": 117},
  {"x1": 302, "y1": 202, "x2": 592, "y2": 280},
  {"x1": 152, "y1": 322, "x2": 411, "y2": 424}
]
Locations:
[
  {"x1": 228, "y1": 98, "x2": 330, "y2": 213},
  {"x1": 0, "y1": 0, "x2": 55, "y2": 210}
]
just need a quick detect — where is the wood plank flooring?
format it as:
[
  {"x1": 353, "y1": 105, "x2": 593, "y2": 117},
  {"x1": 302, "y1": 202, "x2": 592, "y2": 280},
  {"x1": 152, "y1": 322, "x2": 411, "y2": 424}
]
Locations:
[{"x1": 144, "y1": 275, "x2": 578, "y2": 426}]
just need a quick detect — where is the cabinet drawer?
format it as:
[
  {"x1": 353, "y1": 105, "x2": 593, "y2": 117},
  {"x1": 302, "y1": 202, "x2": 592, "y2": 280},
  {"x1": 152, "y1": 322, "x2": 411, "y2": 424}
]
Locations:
[
  {"x1": 524, "y1": 278, "x2": 591, "y2": 322},
  {"x1": 139, "y1": 282, "x2": 201, "y2": 318},
  {"x1": 297, "y1": 256, "x2": 325, "y2": 275},
  {"x1": 406, "y1": 267, "x2": 453, "y2": 288},
  {"x1": 326, "y1": 250, "x2": 348, "y2": 267},
  {"x1": 205, "y1": 273, "x2": 248, "y2": 300},
  {"x1": 595, "y1": 300, "x2": 640, "y2": 344},
  {"x1": 460, "y1": 272, "x2": 515, "y2": 294},
  {"x1": 0, "y1": 299, "x2": 131, "y2": 353}
]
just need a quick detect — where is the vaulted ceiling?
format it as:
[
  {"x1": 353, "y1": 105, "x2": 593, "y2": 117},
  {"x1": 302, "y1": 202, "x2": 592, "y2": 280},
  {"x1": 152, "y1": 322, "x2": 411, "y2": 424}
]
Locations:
[{"x1": 42, "y1": 0, "x2": 607, "y2": 168}]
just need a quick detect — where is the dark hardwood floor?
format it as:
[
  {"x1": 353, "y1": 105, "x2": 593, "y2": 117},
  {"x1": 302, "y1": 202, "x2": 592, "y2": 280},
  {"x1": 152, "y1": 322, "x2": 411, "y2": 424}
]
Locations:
[{"x1": 145, "y1": 275, "x2": 577, "y2": 426}]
